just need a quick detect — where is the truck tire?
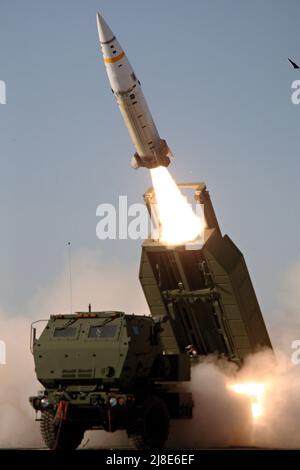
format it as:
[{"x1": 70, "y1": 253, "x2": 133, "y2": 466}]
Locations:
[
  {"x1": 40, "y1": 411, "x2": 85, "y2": 450},
  {"x1": 127, "y1": 396, "x2": 169, "y2": 449}
]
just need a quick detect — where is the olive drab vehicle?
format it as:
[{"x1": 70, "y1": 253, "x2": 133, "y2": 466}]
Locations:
[{"x1": 29, "y1": 183, "x2": 272, "y2": 450}]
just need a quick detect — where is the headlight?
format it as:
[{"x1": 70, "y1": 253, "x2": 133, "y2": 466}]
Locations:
[
  {"x1": 40, "y1": 397, "x2": 50, "y2": 409},
  {"x1": 109, "y1": 397, "x2": 117, "y2": 407}
]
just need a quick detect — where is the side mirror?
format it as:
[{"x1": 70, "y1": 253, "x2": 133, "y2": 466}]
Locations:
[{"x1": 30, "y1": 327, "x2": 36, "y2": 354}]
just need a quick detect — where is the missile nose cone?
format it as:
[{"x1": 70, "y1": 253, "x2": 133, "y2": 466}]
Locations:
[{"x1": 96, "y1": 13, "x2": 115, "y2": 44}]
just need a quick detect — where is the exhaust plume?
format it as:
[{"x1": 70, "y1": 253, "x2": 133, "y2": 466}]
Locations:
[{"x1": 150, "y1": 167, "x2": 203, "y2": 245}]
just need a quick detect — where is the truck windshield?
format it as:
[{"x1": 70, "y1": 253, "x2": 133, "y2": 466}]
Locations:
[
  {"x1": 53, "y1": 327, "x2": 77, "y2": 338},
  {"x1": 88, "y1": 325, "x2": 117, "y2": 338}
]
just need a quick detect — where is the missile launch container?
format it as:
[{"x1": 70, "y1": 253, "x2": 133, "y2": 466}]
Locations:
[{"x1": 29, "y1": 183, "x2": 271, "y2": 450}]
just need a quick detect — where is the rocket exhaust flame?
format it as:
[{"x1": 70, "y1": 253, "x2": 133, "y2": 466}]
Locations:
[
  {"x1": 227, "y1": 382, "x2": 266, "y2": 420},
  {"x1": 150, "y1": 167, "x2": 203, "y2": 246}
]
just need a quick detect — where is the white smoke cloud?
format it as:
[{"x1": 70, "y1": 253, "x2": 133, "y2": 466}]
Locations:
[
  {"x1": 168, "y1": 357, "x2": 251, "y2": 449},
  {"x1": 0, "y1": 312, "x2": 42, "y2": 447},
  {"x1": 166, "y1": 349, "x2": 300, "y2": 449}
]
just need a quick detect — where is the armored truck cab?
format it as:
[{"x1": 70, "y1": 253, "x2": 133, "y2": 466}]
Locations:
[{"x1": 30, "y1": 311, "x2": 191, "y2": 449}]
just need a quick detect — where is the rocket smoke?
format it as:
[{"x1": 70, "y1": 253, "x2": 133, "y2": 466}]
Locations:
[{"x1": 0, "y1": 249, "x2": 300, "y2": 448}]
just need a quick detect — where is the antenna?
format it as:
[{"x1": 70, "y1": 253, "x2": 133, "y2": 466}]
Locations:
[{"x1": 68, "y1": 242, "x2": 73, "y2": 314}]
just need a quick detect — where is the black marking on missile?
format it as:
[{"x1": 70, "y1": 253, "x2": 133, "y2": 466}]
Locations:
[
  {"x1": 101, "y1": 36, "x2": 116, "y2": 45},
  {"x1": 132, "y1": 101, "x2": 137, "y2": 105},
  {"x1": 138, "y1": 114, "x2": 143, "y2": 118},
  {"x1": 118, "y1": 64, "x2": 123, "y2": 67},
  {"x1": 125, "y1": 84, "x2": 138, "y2": 94},
  {"x1": 130, "y1": 94, "x2": 135, "y2": 99}
]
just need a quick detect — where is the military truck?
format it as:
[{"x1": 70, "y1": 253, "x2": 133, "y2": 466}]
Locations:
[{"x1": 29, "y1": 183, "x2": 272, "y2": 450}]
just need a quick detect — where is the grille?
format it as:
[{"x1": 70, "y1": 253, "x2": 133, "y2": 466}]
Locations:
[{"x1": 61, "y1": 368, "x2": 94, "y2": 379}]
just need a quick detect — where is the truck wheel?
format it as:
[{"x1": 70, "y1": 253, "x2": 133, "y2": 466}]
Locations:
[
  {"x1": 40, "y1": 411, "x2": 85, "y2": 450},
  {"x1": 127, "y1": 396, "x2": 169, "y2": 450}
]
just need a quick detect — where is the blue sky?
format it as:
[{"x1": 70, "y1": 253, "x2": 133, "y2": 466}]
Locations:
[{"x1": 0, "y1": 0, "x2": 299, "y2": 324}]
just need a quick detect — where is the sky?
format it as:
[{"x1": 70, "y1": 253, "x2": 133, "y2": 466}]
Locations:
[{"x1": 0, "y1": 0, "x2": 300, "y2": 327}]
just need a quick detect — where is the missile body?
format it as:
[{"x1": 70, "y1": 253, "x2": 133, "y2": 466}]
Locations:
[{"x1": 96, "y1": 13, "x2": 171, "y2": 170}]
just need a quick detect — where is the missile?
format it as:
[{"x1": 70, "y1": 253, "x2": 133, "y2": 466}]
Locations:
[{"x1": 96, "y1": 13, "x2": 172, "y2": 170}]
